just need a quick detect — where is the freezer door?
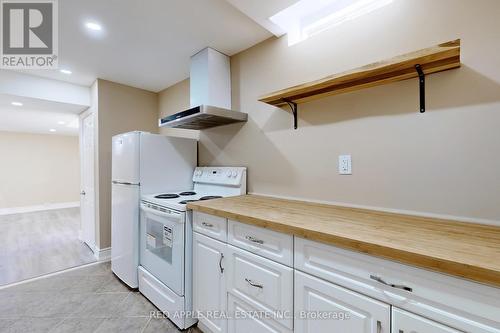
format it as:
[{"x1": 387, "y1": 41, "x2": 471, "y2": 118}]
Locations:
[
  {"x1": 112, "y1": 132, "x2": 140, "y2": 184},
  {"x1": 140, "y1": 133, "x2": 197, "y2": 193},
  {"x1": 111, "y1": 183, "x2": 140, "y2": 288}
]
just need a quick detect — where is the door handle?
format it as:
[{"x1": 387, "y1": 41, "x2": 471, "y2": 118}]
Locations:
[
  {"x1": 80, "y1": 190, "x2": 86, "y2": 195},
  {"x1": 245, "y1": 236, "x2": 264, "y2": 244},
  {"x1": 219, "y1": 253, "x2": 224, "y2": 273},
  {"x1": 377, "y1": 320, "x2": 382, "y2": 333},
  {"x1": 245, "y1": 278, "x2": 263, "y2": 289},
  {"x1": 370, "y1": 275, "x2": 413, "y2": 292}
]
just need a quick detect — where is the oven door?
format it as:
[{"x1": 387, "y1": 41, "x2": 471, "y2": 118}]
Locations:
[{"x1": 140, "y1": 203, "x2": 185, "y2": 296}]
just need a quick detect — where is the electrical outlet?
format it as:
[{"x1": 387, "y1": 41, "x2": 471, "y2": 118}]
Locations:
[{"x1": 339, "y1": 155, "x2": 352, "y2": 175}]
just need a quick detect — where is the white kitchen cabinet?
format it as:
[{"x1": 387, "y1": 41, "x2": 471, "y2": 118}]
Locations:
[
  {"x1": 294, "y1": 270, "x2": 391, "y2": 333},
  {"x1": 228, "y1": 220, "x2": 293, "y2": 266},
  {"x1": 193, "y1": 211, "x2": 227, "y2": 242},
  {"x1": 392, "y1": 308, "x2": 462, "y2": 333},
  {"x1": 193, "y1": 232, "x2": 227, "y2": 333},
  {"x1": 226, "y1": 244, "x2": 294, "y2": 330},
  {"x1": 227, "y1": 294, "x2": 293, "y2": 333}
]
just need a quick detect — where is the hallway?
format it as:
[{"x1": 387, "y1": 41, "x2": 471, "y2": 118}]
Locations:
[{"x1": 0, "y1": 208, "x2": 96, "y2": 286}]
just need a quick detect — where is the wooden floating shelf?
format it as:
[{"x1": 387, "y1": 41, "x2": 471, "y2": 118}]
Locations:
[{"x1": 259, "y1": 39, "x2": 461, "y2": 129}]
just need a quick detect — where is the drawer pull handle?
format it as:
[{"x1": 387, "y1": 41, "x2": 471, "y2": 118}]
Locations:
[
  {"x1": 399, "y1": 330, "x2": 404, "y2": 333},
  {"x1": 377, "y1": 320, "x2": 382, "y2": 333},
  {"x1": 202, "y1": 222, "x2": 214, "y2": 228},
  {"x1": 370, "y1": 275, "x2": 413, "y2": 292},
  {"x1": 245, "y1": 236, "x2": 264, "y2": 244},
  {"x1": 245, "y1": 278, "x2": 263, "y2": 289},
  {"x1": 219, "y1": 253, "x2": 224, "y2": 274}
]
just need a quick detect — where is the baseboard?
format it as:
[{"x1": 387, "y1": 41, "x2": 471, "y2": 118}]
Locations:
[
  {"x1": 93, "y1": 246, "x2": 111, "y2": 261},
  {"x1": 0, "y1": 201, "x2": 80, "y2": 216}
]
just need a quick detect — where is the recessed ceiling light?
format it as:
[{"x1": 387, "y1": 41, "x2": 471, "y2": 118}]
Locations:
[
  {"x1": 11, "y1": 102, "x2": 23, "y2": 106},
  {"x1": 57, "y1": 121, "x2": 65, "y2": 125},
  {"x1": 60, "y1": 69, "x2": 72, "y2": 74},
  {"x1": 85, "y1": 22, "x2": 102, "y2": 31},
  {"x1": 49, "y1": 129, "x2": 56, "y2": 132}
]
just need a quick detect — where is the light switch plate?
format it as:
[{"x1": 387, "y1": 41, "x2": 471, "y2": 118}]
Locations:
[{"x1": 339, "y1": 155, "x2": 352, "y2": 175}]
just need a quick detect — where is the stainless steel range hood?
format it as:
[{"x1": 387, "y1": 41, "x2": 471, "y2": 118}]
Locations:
[
  {"x1": 159, "y1": 48, "x2": 247, "y2": 130},
  {"x1": 159, "y1": 105, "x2": 247, "y2": 130}
]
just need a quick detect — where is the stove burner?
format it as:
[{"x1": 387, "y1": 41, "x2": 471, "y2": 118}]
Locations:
[
  {"x1": 179, "y1": 200, "x2": 198, "y2": 204},
  {"x1": 199, "y1": 196, "x2": 223, "y2": 201},
  {"x1": 179, "y1": 191, "x2": 196, "y2": 196},
  {"x1": 154, "y1": 194, "x2": 180, "y2": 199}
]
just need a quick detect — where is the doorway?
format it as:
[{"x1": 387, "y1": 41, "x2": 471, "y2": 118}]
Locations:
[{"x1": 0, "y1": 94, "x2": 96, "y2": 286}]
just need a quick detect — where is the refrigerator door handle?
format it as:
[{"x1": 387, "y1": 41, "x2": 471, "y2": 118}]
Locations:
[{"x1": 112, "y1": 180, "x2": 140, "y2": 186}]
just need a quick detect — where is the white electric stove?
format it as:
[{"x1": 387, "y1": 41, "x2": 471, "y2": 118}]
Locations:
[{"x1": 138, "y1": 167, "x2": 246, "y2": 330}]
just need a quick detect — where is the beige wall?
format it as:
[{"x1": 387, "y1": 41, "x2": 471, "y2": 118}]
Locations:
[
  {"x1": 96, "y1": 79, "x2": 158, "y2": 248},
  {"x1": 158, "y1": 78, "x2": 199, "y2": 140},
  {"x1": 160, "y1": 0, "x2": 500, "y2": 224},
  {"x1": 0, "y1": 131, "x2": 79, "y2": 208}
]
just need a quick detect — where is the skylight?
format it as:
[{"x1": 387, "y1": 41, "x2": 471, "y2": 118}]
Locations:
[{"x1": 270, "y1": 0, "x2": 394, "y2": 46}]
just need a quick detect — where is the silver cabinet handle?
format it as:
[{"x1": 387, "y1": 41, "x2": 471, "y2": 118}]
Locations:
[
  {"x1": 377, "y1": 320, "x2": 382, "y2": 333},
  {"x1": 80, "y1": 191, "x2": 86, "y2": 195},
  {"x1": 245, "y1": 278, "x2": 263, "y2": 289},
  {"x1": 219, "y1": 253, "x2": 224, "y2": 273},
  {"x1": 370, "y1": 275, "x2": 413, "y2": 292},
  {"x1": 202, "y1": 222, "x2": 214, "y2": 228},
  {"x1": 245, "y1": 236, "x2": 264, "y2": 244}
]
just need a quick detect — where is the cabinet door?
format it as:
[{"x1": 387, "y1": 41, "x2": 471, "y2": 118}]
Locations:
[
  {"x1": 295, "y1": 270, "x2": 390, "y2": 333},
  {"x1": 392, "y1": 308, "x2": 463, "y2": 333},
  {"x1": 193, "y1": 232, "x2": 227, "y2": 333}
]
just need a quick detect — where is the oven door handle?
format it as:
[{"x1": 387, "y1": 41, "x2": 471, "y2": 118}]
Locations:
[{"x1": 141, "y1": 205, "x2": 183, "y2": 222}]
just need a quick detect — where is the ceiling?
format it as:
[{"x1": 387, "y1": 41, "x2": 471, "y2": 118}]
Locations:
[
  {"x1": 0, "y1": 94, "x2": 85, "y2": 136},
  {"x1": 225, "y1": 0, "x2": 299, "y2": 36},
  {"x1": 14, "y1": 0, "x2": 279, "y2": 92}
]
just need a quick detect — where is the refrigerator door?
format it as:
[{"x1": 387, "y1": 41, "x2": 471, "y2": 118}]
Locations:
[
  {"x1": 112, "y1": 132, "x2": 141, "y2": 184},
  {"x1": 111, "y1": 183, "x2": 140, "y2": 288},
  {"x1": 140, "y1": 134, "x2": 197, "y2": 194}
]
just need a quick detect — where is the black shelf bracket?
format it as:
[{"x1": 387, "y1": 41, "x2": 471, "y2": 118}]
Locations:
[
  {"x1": 283, "y1": 99, "x2": 298, "y2": 129},
  {"x1": 415, "y1": 64, "x2": 425, "y2": 113}
]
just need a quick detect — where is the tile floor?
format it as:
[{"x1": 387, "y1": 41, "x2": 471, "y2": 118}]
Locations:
[
  {"x1": 0, "y1": 208, "x2": 96, "y2": 285},
  {"x1": 0, "y1": 261, "x2": 202, "y2": 332}
]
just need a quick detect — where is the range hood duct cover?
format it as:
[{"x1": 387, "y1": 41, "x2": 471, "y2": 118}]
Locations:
[{"x1": 159, "y1": 48, "x2": 247, "y2": 130}]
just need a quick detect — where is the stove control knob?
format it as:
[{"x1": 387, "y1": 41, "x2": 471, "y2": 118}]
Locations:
[
  {"x1": 227, "y1": 171, "x2": 232, "y2": 178},
  {"x1": 231, "y1": 171, "x2": 238, "y2": 178}
]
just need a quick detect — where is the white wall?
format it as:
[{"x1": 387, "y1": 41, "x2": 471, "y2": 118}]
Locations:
[{"x1": 0, "y1": 131, "x2": 80, "y2": 209}]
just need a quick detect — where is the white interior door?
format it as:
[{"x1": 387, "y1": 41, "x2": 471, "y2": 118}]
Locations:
[{"x1": 80, "y1": 112, "x2": 96, "y2": 250}]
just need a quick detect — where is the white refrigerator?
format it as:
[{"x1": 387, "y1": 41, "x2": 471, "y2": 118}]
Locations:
[{"x1": 111, "y1": 131, "x2": 196, "y2": 288}]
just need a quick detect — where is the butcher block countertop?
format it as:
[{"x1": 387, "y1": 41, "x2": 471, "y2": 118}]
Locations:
[{"x1": 187, "y1": 194, "x2": 500, "y2": 288}]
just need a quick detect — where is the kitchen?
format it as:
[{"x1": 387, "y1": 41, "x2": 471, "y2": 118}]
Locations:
[{"x1": 0, "y1": 0, "x2": 499, "y2": 332}]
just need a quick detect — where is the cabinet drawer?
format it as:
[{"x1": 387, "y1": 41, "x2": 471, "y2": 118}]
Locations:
[
  {"x1": 227, "y1": 294, "x2": 293, "y2": 333},
  {"x1": 295, "y1": 238, "x2": 500, "y2": 333},
  {"x1": 228, "y1": 220, "x2": 293, "y2": 266},
  {"x1": 193, "y1": 211, "x2": 227, "y2": 242},
  {"x1": 227, "y1": 244, "x2": 293, "y2": 330},
  {"x1": 392, "y1": 308, "x2": 462, "y2": 333},
  {"x1": 295, "y1": 270, "x2": 390, "y2": 333}
]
